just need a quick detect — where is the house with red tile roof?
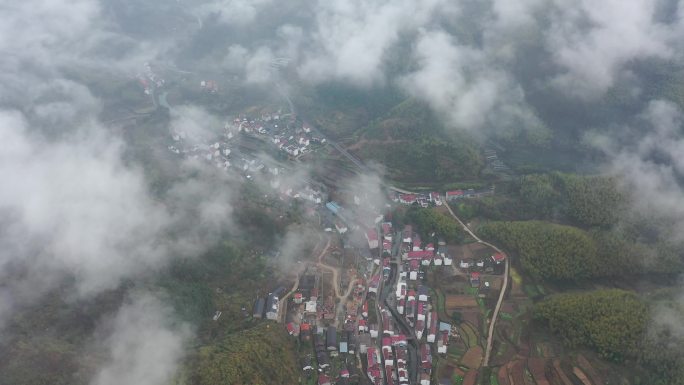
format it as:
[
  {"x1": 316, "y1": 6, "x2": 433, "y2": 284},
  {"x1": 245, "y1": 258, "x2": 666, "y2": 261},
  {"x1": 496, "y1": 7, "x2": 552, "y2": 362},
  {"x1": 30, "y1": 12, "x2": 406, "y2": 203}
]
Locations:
[
  {"x1": 491, "y1": 252, "x2": 506, "y2": 263},
  {"x1": 445, "y1": 190, "x2": 464, "y2": 201},
  {"x1": 366, "y1": 228, "x2": 379, "y2": 249}
]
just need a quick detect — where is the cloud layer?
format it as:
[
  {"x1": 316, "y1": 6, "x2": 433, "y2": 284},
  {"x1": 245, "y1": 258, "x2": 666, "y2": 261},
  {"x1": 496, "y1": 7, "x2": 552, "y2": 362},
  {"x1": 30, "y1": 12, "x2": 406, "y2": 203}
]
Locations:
[
  {"x1": 596, "y1": 100, "x2": 684, "y2": 240},
  {"x1": 0, "y1": 108, "x2": 236, "y2": 326},
  {"x1": 3, "y1": 0, "x2": 684, "y2": 382},
  {"x1": 91, "y1": 293, "x2": 191, "y2": 385}
]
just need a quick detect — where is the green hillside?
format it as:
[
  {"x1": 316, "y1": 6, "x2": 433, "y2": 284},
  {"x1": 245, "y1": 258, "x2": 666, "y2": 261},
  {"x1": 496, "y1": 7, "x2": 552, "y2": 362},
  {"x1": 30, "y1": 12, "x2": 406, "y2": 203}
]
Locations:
[
  {"x1": 193, "y1": 323, "x2": 299, "y2": 385},
  {"x1": 534, "y1": 289, "x2": 648, "y2": 361},
  {"x1": 351, "y1": 99, "x2": 484, "y2": 183}
]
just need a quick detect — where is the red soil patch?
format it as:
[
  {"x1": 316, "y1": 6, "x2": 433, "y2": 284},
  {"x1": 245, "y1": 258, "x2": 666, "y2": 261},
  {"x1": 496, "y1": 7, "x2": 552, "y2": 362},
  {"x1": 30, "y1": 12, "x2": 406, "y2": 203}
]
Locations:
[
  {"x1": 461, "y1": 345, "x2": 483, "y2": 369},
  {"x1": 498, "y1": 365, "x2": 511, "y2": 385},
  {"x1": 528, "y1": 358, "x2": 551, "y2": 385},
  {"x1": 445, "y1": 295, "x2": 479, "y2": 309},
  {"x1": 463, "y1": 370, "x2": 479, "y2": 385}
]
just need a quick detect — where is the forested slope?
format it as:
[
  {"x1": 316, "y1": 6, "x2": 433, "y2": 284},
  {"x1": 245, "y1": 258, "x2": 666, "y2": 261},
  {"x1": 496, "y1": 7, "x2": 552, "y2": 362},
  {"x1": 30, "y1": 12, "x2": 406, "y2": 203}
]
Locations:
[
  {"x1": 194, "y1": 323, "x2": 299, "y2": 385},
  {"x1": 534, "y1": 289, "x2": 648, "y2": 361}
]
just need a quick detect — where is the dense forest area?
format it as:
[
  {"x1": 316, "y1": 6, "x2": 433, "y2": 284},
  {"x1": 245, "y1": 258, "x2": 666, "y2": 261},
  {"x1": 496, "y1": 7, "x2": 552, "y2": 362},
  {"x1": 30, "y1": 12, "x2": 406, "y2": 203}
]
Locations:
[
  {"x1": 479, "y1": 220, "x2": 681, "y2": 280},
  {"x1": 353, "y1": 100, "x2": 484, "y2": 183},
  {"x1": 456, "y1": 172, "x2": 625, "y2": 225},
  {"x1": 535, "y1": 289, "x2": 684, "y2": 385},
  {"x1": 193, "y1": 323, "x2": 299, "y2": 385},
  {"x1": 474, "y1": 171, "x2": 684, "y2": 384},
  {"x1": 301, "y1": 90, "x2": 485, "y2": 184},
  {"x1": 475, "y1": 172, "x2": 683, "y2": 280},
  {"x1": 0, "y1": 237, "x2": 282, "y2": 385},
  {"x1": 535, "y1": 289, "x2": 648, "y2": 361},
  {"x1": 400, "y1": 206, "x2": 465, "y2": 244},
  {"x1": 518, "y1": 173, "x2": 625, "y2": 227}
]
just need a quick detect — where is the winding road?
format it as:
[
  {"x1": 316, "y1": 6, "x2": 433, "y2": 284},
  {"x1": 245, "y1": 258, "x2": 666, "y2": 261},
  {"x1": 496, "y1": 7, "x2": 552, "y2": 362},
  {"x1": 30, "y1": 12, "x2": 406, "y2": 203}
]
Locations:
[{"x1": 443, "y1": 198, "x2": 509, "y2": 367}]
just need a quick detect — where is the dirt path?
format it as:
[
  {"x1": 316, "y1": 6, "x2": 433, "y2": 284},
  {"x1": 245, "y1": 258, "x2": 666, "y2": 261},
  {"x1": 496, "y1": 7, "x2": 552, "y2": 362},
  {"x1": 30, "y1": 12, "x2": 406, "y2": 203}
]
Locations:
[
  {"x1": 314, "y1": 235, "x2": 353, "y2": 327},
  {"x1": 314, "y1": 235, "x2": 342, "y2": 297},
  {"x1": 317, "y1": 259, "x2": 340, "y2": 298},
  {"x1": 332, "y1": 274, "x2": 358, "y2": 327},
  {"x1": 443, "y1": 198, "x2": 509, "y2": 367},
  {"x1": 280, "y1": 235, "x2": 331, "y2": 322}
]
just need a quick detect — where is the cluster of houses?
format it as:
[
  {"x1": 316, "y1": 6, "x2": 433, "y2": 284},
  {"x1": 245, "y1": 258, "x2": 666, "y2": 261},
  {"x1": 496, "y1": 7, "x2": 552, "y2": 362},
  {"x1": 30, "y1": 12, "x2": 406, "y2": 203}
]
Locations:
[
  {"x1": 366, "y1": 224, "x2": 454, "y2": 280},
  {"x1": 233, "y1": 114, "x2": 326, "y2": 158},
  {"x1": 253, "y1": 287, "x2": 286, "y2": 321},
  {"x1": 324, "y1": 201, "x2": 353, "y2": 235},
  {"x1": 167, "y1": 137, "x2": 234, "y2": 169},
  {"x1": 167, "y1": 116, "x2": 327, "y2": 206},
  {"x1": 278, "y1": 269, "x2": 367, "y2": 383},
  {"x1": 325, "y1": 200, "x2": 387, "y2": 244},
  {"x1": 364, "y1": 221, "x2": 393, "y2": 258},
  {"x1": 303, "y1": 325, "x2": 352, "y2": 385},
  {"x1": 391, "y1": 192, "x2": 442, "y2": 207},
  {"x1": 341, "y1": 281, "x2": 368, "y2": 334},
  {"x1": 297, "y1": 318, "x2": 360, "y2": 384},
  {"x1": 366, "y1": 335, "x2": 411, "y2": 385},
  {"x1": 136, "y1": 62, "x2": 164, "y2": 95},
  {"x1": 459, "y1": 251, "x2": 507, "y2": 287},
  {"x1": 166, "y1": 113, "x2": 240, "y2": 169},
  {"x1": 199, "y1": 80, "x2": 218, "y2": 93},
  {"x1": 389, "y1": 188, "x2": 496, "y2": 207},
  {"x1": 445, "y1": 187, "x2": 495, "y2": 201},
  {"x1": 400, "y1": 226, "x2": 453, "y2": 280},
  {"x1": 395, "y1": 285, "x2": 452, "y2": 384},
  {"x1": 362, "y1": 304, "x2": 448, "y2": 385},
  {"x1": 276, "y1": 183, "x2": 324, "y2": 205}
]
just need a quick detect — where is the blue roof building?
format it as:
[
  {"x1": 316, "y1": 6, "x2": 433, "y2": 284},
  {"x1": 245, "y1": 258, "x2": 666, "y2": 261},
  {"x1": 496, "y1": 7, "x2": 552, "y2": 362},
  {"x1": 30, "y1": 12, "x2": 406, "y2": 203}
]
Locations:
[{"x1": 326, "y1": 201, "x2": 342, "y2": 214}]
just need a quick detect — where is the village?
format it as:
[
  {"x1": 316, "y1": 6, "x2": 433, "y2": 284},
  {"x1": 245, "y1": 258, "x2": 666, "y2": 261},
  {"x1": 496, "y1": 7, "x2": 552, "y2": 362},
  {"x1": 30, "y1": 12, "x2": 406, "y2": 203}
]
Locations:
[
  {"x1": 142, "y1": 76, "x2": 510, "y2": 385},
  {"x1": 165, "y1": 106, "x2": 328, "y2": 206},
  {"x1": 251, "y1": 189, "x2": 507, "y2": 385}
]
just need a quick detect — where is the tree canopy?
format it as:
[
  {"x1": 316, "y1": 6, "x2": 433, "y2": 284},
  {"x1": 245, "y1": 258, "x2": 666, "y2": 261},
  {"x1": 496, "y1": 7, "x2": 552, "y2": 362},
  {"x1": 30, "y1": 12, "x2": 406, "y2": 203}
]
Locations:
[
  {"x1": 518, "y1": 173, "x2": 625, "y2": 227},
  {"x1": 406, "y1": 206, "x2": 465, "y2": 243},
  {"x1": 638, "y1": 293, "x2": 684, "y2": 385},
  {"x1": 480, "y1": 220, "x2": 682, "y2": 280},
  {"x1": 479, "y1": 221, "x2": 600, "y2": 280},
  {"x1": 534, "y1": 289, "x2": 648, "y2": 362},
  {"x1": 194, "y1": 323, "x2": 299, "y2": 385}
]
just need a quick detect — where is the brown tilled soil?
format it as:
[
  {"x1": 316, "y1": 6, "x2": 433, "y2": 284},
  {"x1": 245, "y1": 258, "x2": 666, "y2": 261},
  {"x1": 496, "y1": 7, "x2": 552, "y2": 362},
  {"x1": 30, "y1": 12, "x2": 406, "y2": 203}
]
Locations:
[
  {"x1": 463, "y1": 370, "x2": 479, "y2": 385},
  {"x1": 528, "y1": 358, "x2": 551, "y2": 385},
  {"x1": 552, "y1": 359, "x2": 575, "y2": 385},
  {"x1": 576, "y1": 354, "x2": 604, "y2": 385},
  {"x1": 509, "y1": 360, "x2": 526, "y2": 385},
  {"x1": 445, "y1": 295, "x2": 479, "y2": 309},
  {"x1": 498, "y1": 365, "x2": 511, "y2": 385},
  {"x1": 461, "y1": 345, "x2": 484, "y2": 369}
]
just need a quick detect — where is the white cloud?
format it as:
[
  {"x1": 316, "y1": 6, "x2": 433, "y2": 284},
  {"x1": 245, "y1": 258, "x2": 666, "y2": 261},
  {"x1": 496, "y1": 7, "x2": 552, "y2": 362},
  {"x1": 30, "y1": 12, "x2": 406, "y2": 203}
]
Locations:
[
  {"x1": 170, "y1": 105, "x2": 222, "y2": 142},
  {"x1": 0, "y1": 106, "x2": 236, "y2": 329},
  {"x1": 595, "y1": 100, "x2": 684, "y2": 240},
  {"x1": 547, "y1": 0, "x2": 677, "y2": 98},
  {"x1": 0, "y1": 111, "x2": 169, "y2": 296},
  {"x1": 399, "y1": 29, "x2": 542, "y2": 133},
  {"x1": 297, "y1": 0, "x2": 450, "y2": 87},
  {"x1": 245, "y1": 46, "x2": 276, "y2": 84},
  {"x1": 90, "y1": 294, "x2": 191, "y2": 385},
  {"x1": 194, "y1": 0, "x2": 274, "y2": 26}
]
